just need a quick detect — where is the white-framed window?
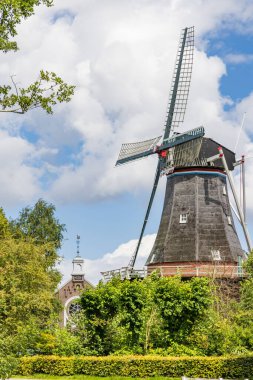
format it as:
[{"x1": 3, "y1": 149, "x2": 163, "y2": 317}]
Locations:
[
  {"x1": 179, "y1": 213, "x2": 188, "y2": 224},
  {"x1": 68, "y1": 302, "x2": 81, "y2": 317},
  {"x1": 223, "y1": 186, "x2": 227, "y2": 195},
  {"x1": 227, "y1": 215, "x2": 232, "y2": 225},
  {"x1": 150, "y1": 254, "x2": 156, "y2": 263},
  {"x1": 211, "y1": 249, "x2": 221, "y2": 261}
]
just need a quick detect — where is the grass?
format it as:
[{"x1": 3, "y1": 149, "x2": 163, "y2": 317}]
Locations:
[{"x1": 13, "y1": 375, "x2": 180, "y2": 380}]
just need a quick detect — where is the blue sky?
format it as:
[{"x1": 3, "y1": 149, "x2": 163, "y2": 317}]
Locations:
[
  {"x1": 206, "y1": 31, "x2": 253, "y2": 102},
  {"x1": 1, "y1": 0, "x2": 253, "y2": 283}
]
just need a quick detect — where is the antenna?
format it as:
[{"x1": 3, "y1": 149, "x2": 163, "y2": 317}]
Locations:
[
  {"x1": 76, "y1": 234, "x2": 80, "y2": 257},
  {"x1": 234, "y1": 112, "x2": 246, "y2": 153}
]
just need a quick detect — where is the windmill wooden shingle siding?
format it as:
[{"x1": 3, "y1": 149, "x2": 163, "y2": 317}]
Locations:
[{"x1": 146, "y1": 139, "x2": 244, "y2": 278}]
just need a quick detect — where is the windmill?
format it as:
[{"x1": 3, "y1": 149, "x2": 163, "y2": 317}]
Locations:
[{"x1": 102, "y1": 26, "x2": 249, "y2": 282}]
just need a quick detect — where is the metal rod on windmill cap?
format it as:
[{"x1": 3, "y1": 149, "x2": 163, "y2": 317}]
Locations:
[
  {"x1": 241, "y1": 154, "x2": 246, "y2": 224},
  {"x1": 76, "y1": 234, "x2": 80, "y2": 257},
  {"x1": 218, "y1": 147, "x2": 252, "y2": 252}
]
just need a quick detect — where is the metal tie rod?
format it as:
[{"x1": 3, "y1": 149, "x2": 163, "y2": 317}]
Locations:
[{"x1": 207, "y1": 147, "x2": 252, "y2": 252}]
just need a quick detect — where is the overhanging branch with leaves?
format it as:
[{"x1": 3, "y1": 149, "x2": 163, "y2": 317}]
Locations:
[{"x1": 0, "y1": 71, "x2": 75, "y2": 114}]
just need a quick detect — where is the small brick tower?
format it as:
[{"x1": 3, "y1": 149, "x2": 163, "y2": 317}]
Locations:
[{"x1": 56, "y1": 235, "x2": 93, "y2": 327}]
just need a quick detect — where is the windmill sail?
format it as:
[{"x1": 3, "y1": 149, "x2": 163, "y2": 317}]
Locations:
[
  {"x1": 103, "y1": 27, "x2": 196, "y2": 281},
  {"x1": 126, "y1": 27, "x2": 194, "y2": 272},
  {"x1": 166, "y1": 137, "x2": 203, "y2": 169},
  {"x1": 116, "y1": 126, "x2": 204, "y2": 167},
  {"x1": 128, "y1": 161, "x2": 161, "y2": 270},
  {"x1": 163, "y1": 26, "x2": 194, "y2": 141},
  {"x1": 116, "y1": 136, "x2": 161, "y2": 166}
]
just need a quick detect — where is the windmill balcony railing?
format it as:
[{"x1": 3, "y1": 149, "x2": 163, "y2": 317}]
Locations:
[
  {"x1": 147, "y1": 263, "x2": 244, "y2": 279},
  {"x1": 102, "y1": 262, "x2": 244, "y2": 282},
  {"x1": 101, "y1": 267, "x2": 147, "y2": 282}
]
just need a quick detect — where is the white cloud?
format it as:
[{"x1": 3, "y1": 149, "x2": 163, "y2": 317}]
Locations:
[
  {"x1": 58, "y1": 233, "x2": 156, "y2": 285},
  {"x1": 225, "y1": 53, "x2": 253, "y2": 64},
  {"x1": 0, "y1": 0, "x2": 253, "y2": 208},
  {"x1": 0, "y1": 131, "x2": 40, "y2": 205}
]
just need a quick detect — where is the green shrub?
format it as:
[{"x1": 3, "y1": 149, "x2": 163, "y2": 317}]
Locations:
[
  {"x1": 0, "y1": 356, "x2": 18, "y2": 380},
  {"x1": 35, "y1": 329, "x2": 86, "y2": 356},
  {"x1": 17, "y1": 354, "x2": 253, "y2": 378},
  {"x1": 78, "y1": 275, "x2": 212, "y2": 355},
  {"x1": 149, "y1": 343, "x2": 203, "y2": 357}
]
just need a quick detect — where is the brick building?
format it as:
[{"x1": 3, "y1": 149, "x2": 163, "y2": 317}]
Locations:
[{"x1": 56, "y1": 250, "x2": 93, "y2": 327}]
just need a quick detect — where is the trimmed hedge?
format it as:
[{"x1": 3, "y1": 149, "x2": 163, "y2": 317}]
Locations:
[{"x1": 17, "y1": 354, "x2": 253, "y2": 378}]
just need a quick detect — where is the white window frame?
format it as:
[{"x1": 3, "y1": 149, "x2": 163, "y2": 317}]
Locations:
[
  {"x1": 211, "y1": 249, "x2": 221, "y2": 261},
  {"x1": 179, "y1": 213, "x2": 188, "y2": 224},
  {"x1": 223, "y1": 185, "x2": 227, "y2": 195},
  {"x1": 227, "y1": 215, "x2": 232, "y2": 225}
]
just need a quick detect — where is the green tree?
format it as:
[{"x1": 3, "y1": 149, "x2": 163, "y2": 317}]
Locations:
[
  {"x1": 0, "y1": 209, "x2": 62, "y2": 356},
  {"x1": 139, "y1": 272, "x2": 163, "y2": 352},
  {"x1": 224, "y1": 250, "x2": 253, "y2": 354},
  {"x1": 1, "y1": 0, "x2": 53, "y2": 52},
  {"x1": 183, "y1": 259, "x2": 253, "y2": 357},
  {"x1": 0, "y1": 0, "x2": 74, "y2": 113},
  {"x1": 79, "y1": 276, "x2": 121, "y2": 354},
  {"x1": 154, "y1": 276, "x2": 211, "y2": 345},
  {"x1": 118, "y1": 279, "x2": 145, "y2": 348},
  {"x1": 240, "y1": 250, "x2": 253, "y2": 310},
  {"x1": 78, "y1": 275, "x2": 212, "y2": 355},
  {"x1": 10, "y1": 198, "x2": 66, "y2": 264},
  {"x1": 0, "y1": 207, "x2": 11, "y2": 238}
]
